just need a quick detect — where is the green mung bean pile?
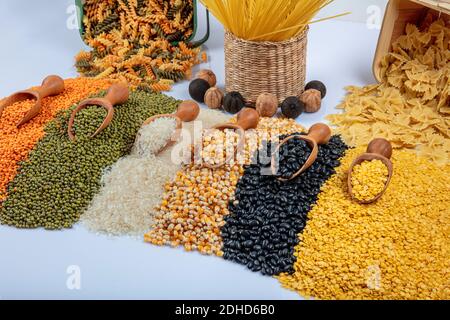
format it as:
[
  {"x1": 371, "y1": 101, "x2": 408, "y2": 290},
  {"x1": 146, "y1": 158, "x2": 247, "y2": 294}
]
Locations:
[{"x1": 0, "y1": 90, "x2": 179, "y2": 230}]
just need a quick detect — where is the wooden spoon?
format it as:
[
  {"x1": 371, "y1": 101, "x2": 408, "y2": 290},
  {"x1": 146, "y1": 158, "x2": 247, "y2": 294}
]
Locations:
[
  {"x1": 201, "y1": 107, "x2": 260, "y2": 169},
  {"x1": 0, "y1": 75, "x2": 65, "y2": 127},
  {"x1": 347, "y1": 138, "x2": 394, "y2": 204},
  {"x1": 271, "y1": 123, "x2": 332, "y2": 182},
  {"x1": 67, "y1": 83, "x2": 129, "y2": 141},
  {"x1": 137, "y1": 100, "x2": 200, "y2": 155}
]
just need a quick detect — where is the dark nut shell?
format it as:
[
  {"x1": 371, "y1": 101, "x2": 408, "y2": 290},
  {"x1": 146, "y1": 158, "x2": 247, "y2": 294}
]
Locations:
[
  {"x1": 281, "y1": 96, "x2": 304, "y2": 119},
  {"x1": 189, "y1": 79, "x2": 211, "y2": 103},
  {"x1": 223, "y1": 92, "x2": 245, "y2": 114}
]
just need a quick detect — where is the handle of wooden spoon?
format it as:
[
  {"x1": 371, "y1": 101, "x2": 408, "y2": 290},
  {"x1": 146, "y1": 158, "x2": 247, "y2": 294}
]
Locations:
[
  {"x1": 103, "y1": 83, "x2": 129, "y2": 106},
  {"x1": 175, "y1": 100, "x2": 200, "y2": 122},
  {"x1": 34, "y1": 75, "x2": 65, "y2": 98},
  {"x1": 367, "y1": 138, "x2": 392, "y2": 159},
  {"x1": 236, "y1": 108, "x2": 260, "y2": 130},
  {"x1": 306, "y1": 123, "x2": 331, "y2": 145}
]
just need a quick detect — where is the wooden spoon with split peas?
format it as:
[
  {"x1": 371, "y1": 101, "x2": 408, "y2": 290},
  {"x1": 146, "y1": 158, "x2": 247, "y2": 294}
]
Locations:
[
  {"x1": 67, "y1": 83, "x2": 129, "y2": 141},
  {"x1": 347, "y1": 138, "x2": 394, "y2": 204},
  {"x1": 201, "y1": 107, "x2": 260, "y2": 169},
  {"x1": 138, "y1": 100, "x2": 200, "y2": 154},
  {"x1": 271, "y1": 123, "x2": 332, "y2": 182},
  {"x1": 0, "y1": 75, "x2": 65, "y2": 127}
]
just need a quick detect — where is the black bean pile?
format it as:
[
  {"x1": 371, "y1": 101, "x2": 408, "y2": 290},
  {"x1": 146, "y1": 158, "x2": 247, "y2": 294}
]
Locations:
[
  {"x1": 221, "y1": 134, "x2": 348, "y2": 276},
  {"x1": 0, "y1": 91, "x2": 178, "y2": 230}
]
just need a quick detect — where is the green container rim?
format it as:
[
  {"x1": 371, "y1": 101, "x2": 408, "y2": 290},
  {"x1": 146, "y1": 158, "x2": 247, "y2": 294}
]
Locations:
[{"x1": 75, "y1": 0, "x2": 209, "y2": 47}]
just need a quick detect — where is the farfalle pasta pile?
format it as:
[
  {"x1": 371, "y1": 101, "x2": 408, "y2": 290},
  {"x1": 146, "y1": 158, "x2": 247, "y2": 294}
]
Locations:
[
  {"x1": 75, "y1": 0, "x2": 204, "y2": 91},
  {"x1": 328, "y1": 17, "x2": 449, "y2": 165}
]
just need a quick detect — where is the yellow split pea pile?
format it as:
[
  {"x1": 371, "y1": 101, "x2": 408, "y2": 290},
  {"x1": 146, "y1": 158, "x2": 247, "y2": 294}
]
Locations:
[
  {"x1": 350, "y1": 160, "x2": 389, "y2": 202},
  {"x1": 144, "y1": 118, "x2": 305, "y2": 256},
  {"x1": 328, "y1": 18, "x2": 450, "y2": 165},
  {"x1": 278, "y1": 147, "x2": 450, "y2": 300}
]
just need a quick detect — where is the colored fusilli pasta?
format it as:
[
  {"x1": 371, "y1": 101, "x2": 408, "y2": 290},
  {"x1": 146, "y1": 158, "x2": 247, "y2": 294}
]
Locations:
[{"x1": 76, "y1": 0, "x2": 201, "y2": 91}]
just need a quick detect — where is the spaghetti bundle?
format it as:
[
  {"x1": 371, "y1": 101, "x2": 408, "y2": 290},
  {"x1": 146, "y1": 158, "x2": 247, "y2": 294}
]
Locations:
[{"x1": 200, "y1": 0, "x2": 343, "y2": 41}]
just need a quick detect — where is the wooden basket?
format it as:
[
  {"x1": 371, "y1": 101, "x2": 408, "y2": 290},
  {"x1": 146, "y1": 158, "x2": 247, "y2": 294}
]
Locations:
[
  {"x1": 224, "y1": 29, "x2": 308, "y2": 104},
  {"x1": 373, "y1": 0, "x2": 450, "y2": 81}
]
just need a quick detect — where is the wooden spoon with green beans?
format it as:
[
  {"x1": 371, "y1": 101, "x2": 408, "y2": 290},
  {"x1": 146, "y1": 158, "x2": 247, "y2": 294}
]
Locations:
[{"x1": 67, "y1": 83, "x2": 129, "y2": 141}]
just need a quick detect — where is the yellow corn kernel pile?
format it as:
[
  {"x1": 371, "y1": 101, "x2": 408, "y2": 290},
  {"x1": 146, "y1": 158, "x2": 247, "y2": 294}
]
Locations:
[
  {"x1": 201, "y1": 129, "x2": 242, "y2": 167},
  {"x1": 144, "y1": 118, "x2": 305, "y2": 256},
  {"x1": 278, "y1": 147, "x2": 450, "y2": 300},
  {"x1": 350, "y1": 160, "x2": 389, "y2": 201}
]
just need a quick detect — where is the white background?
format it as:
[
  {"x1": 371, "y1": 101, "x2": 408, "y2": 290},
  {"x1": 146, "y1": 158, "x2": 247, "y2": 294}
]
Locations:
[
  {"x1": 0, "y1": 0, "x2": 386, "y2": 299},
  {"x1": 319, "y1": 0, "x2": 388, "y2": 22}
]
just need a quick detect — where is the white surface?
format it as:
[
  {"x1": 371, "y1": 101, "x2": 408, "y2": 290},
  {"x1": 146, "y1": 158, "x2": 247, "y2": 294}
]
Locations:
[
  {"x1": 318, "y1": 0, "x2": 388, "y2": 24},
  {"x1": 0, "y1": 1, "x2": 382, "y2": 299}
]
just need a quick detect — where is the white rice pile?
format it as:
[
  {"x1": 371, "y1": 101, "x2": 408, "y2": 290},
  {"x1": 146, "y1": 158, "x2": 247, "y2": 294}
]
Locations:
[{"x1": 81, "y1": 109, "x2": 231, "y2": 236}]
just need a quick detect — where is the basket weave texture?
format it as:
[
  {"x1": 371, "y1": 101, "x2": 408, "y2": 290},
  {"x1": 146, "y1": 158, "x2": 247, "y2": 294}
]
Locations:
[{"x1": 224, "y1": 29, "x2": 308, "y2": 104}]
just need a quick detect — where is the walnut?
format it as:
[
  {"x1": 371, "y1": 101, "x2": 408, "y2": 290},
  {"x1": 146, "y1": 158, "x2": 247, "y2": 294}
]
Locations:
[
  {"x1": 196, "y1": 69, "x2": 217, "y2": 87},
  {"x1": 300, "y1": 89, "x2": 322, "y2": 113},
  {"x1": 204, "y1": 87, "x2": 224, "y2": 109},
  {"x1": 255, "y1": 93, "x2": 278, "y2": 117}
]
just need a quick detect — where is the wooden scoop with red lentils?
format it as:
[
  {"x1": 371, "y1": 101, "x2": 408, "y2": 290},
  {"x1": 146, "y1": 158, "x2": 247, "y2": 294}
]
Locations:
[{"x1": 0, "y1": 75, "x2": 65, "y2": 127}]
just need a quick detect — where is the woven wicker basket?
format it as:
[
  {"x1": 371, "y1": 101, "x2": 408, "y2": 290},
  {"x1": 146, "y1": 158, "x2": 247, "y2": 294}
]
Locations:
[{"x1": 224, "y1": 28, "x2": 308, "y2": 104}]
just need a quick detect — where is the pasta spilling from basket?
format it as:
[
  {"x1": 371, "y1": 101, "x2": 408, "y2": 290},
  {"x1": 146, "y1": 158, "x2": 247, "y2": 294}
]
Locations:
[
  {"x1": 328, "y1": 17, "x2": 449, "y2": 165},
  {"x1": 75, "y1": 0, "x2": 205, "y2": 91}
]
